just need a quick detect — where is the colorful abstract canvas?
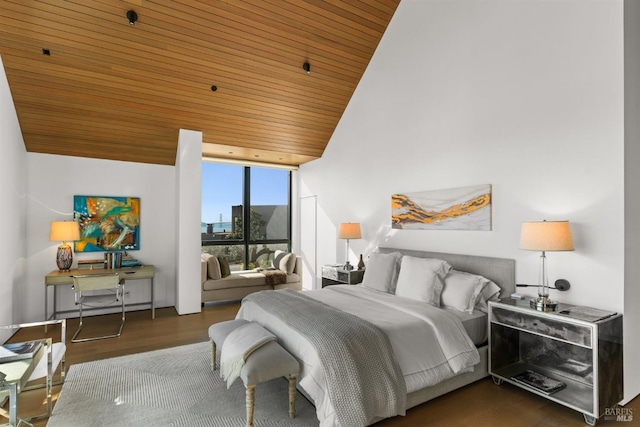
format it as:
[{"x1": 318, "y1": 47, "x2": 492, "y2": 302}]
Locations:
[
  {"x1": 74, "y1": 196, "x2": 140, "y2": 252},
  {"x1": 392, "y1": 184, "x2": 492, "y2": 230}
]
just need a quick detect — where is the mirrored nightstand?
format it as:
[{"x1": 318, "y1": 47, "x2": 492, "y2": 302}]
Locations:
[{"x1": 321, "y1": 265, "x2": 365, "y2": 287}]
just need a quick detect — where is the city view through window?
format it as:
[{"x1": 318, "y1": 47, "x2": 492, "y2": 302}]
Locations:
[{"x1": 201, "y1": 162, "x2": 291, "y2": 270}]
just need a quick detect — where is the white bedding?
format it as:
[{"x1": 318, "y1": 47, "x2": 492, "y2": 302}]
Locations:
[
  {"x1": 445, "y1": 307, "x2": 488, "y2": 345},
  {"x1": 236, "y1": 285, "x2": 480, "y2": 426}
]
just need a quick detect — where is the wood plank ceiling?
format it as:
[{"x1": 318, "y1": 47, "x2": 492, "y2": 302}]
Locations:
[{"x1": 0, "y1": 1, "x2": 399, "y2": 166}]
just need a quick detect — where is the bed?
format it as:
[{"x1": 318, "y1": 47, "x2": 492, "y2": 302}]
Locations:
[{"x1": 236, "y1": 248, "x2": 516, "y2": 426}]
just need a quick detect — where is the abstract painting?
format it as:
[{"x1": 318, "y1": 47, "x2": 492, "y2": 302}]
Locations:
[
  {"x1": 392, "y1": 184, "x2": 492, "y2": 230},
  {"x1": 74, "y1": 195, "x2": 140, "y2": 252}
]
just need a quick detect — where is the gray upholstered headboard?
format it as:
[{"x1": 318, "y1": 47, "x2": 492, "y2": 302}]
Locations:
[{"x1": 377, "y1": 247, "x2": 516, "y2": 298}]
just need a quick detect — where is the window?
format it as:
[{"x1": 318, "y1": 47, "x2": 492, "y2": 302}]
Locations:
[{"x1": 201, "y1": 162, "x2": 291, "y2": 270}]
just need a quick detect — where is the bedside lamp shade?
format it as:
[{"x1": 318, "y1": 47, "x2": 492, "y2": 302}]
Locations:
[
  {"x1": 337, "y1": 223, "x2": 362, "y2": 240},
  {"x1": 519, "y1": 221, "x2": 574, "y2": 252},
  {"x1": 519, "y1": 220, "x2": 574, "y2": 312},
  {"x1": 50, "y1": 221, "x2": 80, "y2": 271}
]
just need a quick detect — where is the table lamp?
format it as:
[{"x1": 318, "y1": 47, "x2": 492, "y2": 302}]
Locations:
[
  {"x1": 50, "y1": 221, "x2": 80, "y2": 271},
  {"x1": 338, "y1": 222, "x2": 361, "y2": 271},
  {"x1": 519, "y1": 220, "x2": 574, "y2": 312}
]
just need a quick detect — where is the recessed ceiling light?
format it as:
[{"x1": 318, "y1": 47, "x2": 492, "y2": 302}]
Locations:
[{"x1": 127, "y1": 10, "x2": 138, "y2": 26}]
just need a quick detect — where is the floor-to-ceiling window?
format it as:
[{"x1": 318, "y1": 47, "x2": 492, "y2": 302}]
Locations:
[{"x1": 201, "y1": 161, "x2": 291, "y2": 270}]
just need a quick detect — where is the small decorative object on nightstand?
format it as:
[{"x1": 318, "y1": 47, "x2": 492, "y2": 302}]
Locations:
[
  {"x1": 489, "y1": 299, "x2": 622, "y2": 426},
  {"x1": 357, "y1": 254, "x2": 365, "y2": 270},
  {"x1": 321, "y1": 265, "x2": 365, "y2": 287}
]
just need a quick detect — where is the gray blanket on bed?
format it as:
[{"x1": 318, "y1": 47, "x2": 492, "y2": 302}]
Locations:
[{"x1": 242, "y1": 289, "x2": 407, "y2": 426}]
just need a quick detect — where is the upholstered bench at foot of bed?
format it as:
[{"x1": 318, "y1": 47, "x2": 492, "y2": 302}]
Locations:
[{"x1": 208, "y1": 319, "x2": 300, "y2": 427}]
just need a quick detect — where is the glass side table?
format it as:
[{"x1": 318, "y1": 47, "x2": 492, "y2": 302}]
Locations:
[{"x1": 0, "y1": 339, "x2": 50, "y2": 427}]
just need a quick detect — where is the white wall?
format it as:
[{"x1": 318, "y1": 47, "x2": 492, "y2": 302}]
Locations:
[
  {"x1": 0, "y1": 56, "x2": 27, "y2": 341},
  {"x1": 624, "y1": 0, "x2": 640, "y2": 406},
  {"x1": 23, "y1": 153, "x2": 177, "y2": 321},
  {"x1": 299, "y1": 0, "x2": 632, "y2": 400}
]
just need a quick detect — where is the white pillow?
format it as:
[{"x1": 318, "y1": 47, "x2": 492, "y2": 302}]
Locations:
[
  {"x1": 482, "y1": 280, "x2": 501, "y2": 300},
  {"x1": 441, "y1": 270, "x2": 487, "y2": 313},
  {"x1": 361, "y1": 252, "x2": 402, "y2": 293},
  {"x1": 475, "y1": 279, "x2": 502, "y2": 313},
  {"x1": 395, "y1": 256, "x2": 451, "y2": 306}
]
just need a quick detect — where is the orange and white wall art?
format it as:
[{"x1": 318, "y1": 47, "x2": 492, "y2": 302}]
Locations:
[{"x1": 392, "y1": 184, "x2": 492, "y2": 230}]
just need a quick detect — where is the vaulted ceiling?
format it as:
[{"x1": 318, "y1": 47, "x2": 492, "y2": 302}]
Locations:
[{"x1": 0, "y1": 1, "x2": 399, "y2": 166}]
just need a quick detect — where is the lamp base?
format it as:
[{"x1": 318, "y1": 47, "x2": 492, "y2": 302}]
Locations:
[
  {"x1": 530, "y1": 296, "x2": 558, "y2": 312},
  {"x1": 56, "y1": 243, "x2": 73, "y2": 271},
  {"x1": 343, "y1": 261, "x2": 354, "y2": 271}
]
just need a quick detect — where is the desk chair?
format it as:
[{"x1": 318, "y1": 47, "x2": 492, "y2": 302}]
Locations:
[
  {"x1": 0, "y1": 319, "x2": 66, "y2": 425},
  {"x1": 71, "y1": 273, "x2": 125, "y2": 343}
]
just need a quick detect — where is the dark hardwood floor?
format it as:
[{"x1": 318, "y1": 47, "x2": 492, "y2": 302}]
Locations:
[{"x1": 5, "y1": 302, "x2": 636, "y2": 427}]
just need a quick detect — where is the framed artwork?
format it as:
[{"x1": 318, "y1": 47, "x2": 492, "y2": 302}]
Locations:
[
  {"x1": 73, "y1": 195, "x2": 140, "y2": 252},
  {"x1": 392, "y1": 184, "x2": 492, "y2": 230}
]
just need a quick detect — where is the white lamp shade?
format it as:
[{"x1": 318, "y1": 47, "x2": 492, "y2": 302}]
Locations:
[
  {"x1": 50, "y1": 221, "x2": 80, "y2": 242},
  {"x1": 519, "y1": 221, "x2": 574, "y2": 251},
  {"x1": 338, "y1": 223, "x2": 361, "y2": 240}
]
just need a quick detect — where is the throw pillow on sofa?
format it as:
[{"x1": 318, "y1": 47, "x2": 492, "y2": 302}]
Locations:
[
  {"x1": 217, "y1": 256, "x2": 231, "y2": 278},
  {"x1": 202, "y1": 254, "x2": 222, "y2": 280},
  {"x1": 273, "y1": 250, "x2": 296, "y2": 274}
]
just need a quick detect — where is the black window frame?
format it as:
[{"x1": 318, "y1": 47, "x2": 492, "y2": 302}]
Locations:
[{"x1": 201, "y1": 164, "x2": 292, "y2": 269}]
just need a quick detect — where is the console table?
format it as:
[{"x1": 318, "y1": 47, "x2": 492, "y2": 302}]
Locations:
[{"x1": 44, "y1": 265, "x2": 156, "y2": 321}]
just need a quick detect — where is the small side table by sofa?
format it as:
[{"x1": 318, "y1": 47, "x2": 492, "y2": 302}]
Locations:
[
  {"x1": 321, "y1": 265, "x2": 365, "y2": 287},
  {"x1": 0, "y1": 338, "x2": 49, "y2": 426}
]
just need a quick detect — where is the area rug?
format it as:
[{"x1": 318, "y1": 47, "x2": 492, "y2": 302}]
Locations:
[{"x1": 47, "y1": 342, "x2": 319, "y2": 427}]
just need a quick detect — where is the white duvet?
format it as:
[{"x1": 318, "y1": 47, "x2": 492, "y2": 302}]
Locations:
[{"x1": 236, "y1": 285, "x2": 480, "y2": 426}]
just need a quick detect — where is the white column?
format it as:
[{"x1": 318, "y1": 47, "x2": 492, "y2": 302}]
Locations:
[
  {"x1": 175, "y1": 129, "x2": 202, "y2": 315},
  {"x1": 624, "y1": 0, "x2": 640, "y2": 405}
]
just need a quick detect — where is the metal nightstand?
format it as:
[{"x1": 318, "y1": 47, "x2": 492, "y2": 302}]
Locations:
[
  {"x1": 488, "y1": 299, "x2": 623, "y2": 425},
  {"x1": 321, "y1": 265, "x2": 365, "y2": 287}
]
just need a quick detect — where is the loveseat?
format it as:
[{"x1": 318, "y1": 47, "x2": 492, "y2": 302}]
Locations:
[{"x1": 201, "y1": 251, "x2": 303, "y2": 303}]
